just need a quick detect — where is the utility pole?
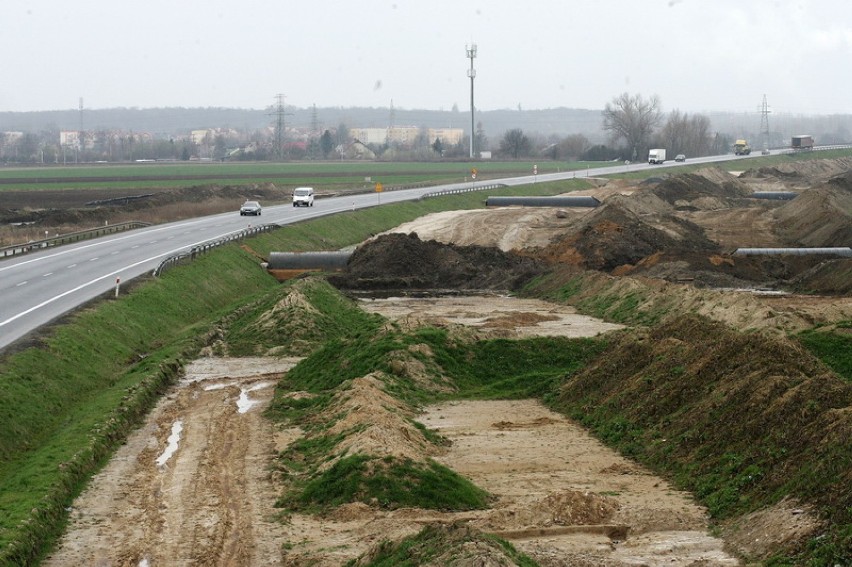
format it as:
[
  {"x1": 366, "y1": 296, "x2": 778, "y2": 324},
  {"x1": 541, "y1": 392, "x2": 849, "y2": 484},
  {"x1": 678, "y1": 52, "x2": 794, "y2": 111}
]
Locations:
[
  {"x1": 79, "y1": 97, "x2": 84, "y2": 161},
  {"x1": 758, "y1": 94, "x2": 771, "y2": 153},
  {"x1": 466, "y1": 43, "x2": 477, "y2": 159}
]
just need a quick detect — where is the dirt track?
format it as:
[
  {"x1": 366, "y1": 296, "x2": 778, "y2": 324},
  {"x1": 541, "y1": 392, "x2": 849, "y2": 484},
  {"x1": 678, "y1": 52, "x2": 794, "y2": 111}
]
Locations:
[{"x1": 42, "y1": 357, "x2": 300, "y2": 567}]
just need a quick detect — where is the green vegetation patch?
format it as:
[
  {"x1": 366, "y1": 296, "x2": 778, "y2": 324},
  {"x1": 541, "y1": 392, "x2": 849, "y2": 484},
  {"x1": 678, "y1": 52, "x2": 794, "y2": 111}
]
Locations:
[
  {"x1": 797, "y1": 322, "x2": 852, "y2": 382},
  {"x1": 434, "y1": 335, "x2": 607, "y2": 401},
  {"x1": 524, "y1": 269, "x2": 665, "y2": 326},
  {"x1": 280, "y1": 455, "x2": 490, "y2": 513},
  {"x1": 346, "y1": 523, "x2": 539, "y2": 567}
]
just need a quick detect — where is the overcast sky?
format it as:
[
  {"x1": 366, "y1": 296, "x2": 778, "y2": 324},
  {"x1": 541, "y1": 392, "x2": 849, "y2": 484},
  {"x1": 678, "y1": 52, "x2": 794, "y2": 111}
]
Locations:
[{"x1": 2, "y1": 0, "x2": 850, "y2": 115}]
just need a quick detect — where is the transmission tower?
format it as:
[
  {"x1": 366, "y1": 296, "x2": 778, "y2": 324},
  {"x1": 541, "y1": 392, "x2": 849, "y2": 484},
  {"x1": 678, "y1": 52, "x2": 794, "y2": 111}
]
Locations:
[
  {"x1": 758, "y1": 94, "x2": 771, "y2": 152},
  {"x1": 269, "y1": 94, "x2": 292, "y2": 161},
  {"x1": 310, "y1": 103, "x2": 320, "y2": 136}
]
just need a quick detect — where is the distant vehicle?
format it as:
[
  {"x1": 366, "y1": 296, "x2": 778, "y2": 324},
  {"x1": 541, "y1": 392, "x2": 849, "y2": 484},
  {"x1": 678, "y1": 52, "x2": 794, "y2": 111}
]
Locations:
[
  {"x1": 675, "y1": 154, "x2": 686, "y2": 162},
  {"x1": 293, "y1": 187, "x2": 315, "y2": 207},
  {"x1": 791, "y1": 135, "x2": 814, "y2": 150},
  {"x1": 239, "y1": 200, "x2": 262, "y2": 216},
  {"x1": 762, "y1": 149, "x2": 771, "y2": 155},
  {"x1": 734, "y1": 139, "x2": 751, "y2": 155},
  {"x1": 648, "y1": 149, "x2": 666, "y2": 164}
]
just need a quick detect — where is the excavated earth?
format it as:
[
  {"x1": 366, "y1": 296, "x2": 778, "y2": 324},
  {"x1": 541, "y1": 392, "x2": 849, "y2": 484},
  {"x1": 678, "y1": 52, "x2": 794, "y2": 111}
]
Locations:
[{"x1": 35, "y1": 157, "x2": 852, "y2": 565}]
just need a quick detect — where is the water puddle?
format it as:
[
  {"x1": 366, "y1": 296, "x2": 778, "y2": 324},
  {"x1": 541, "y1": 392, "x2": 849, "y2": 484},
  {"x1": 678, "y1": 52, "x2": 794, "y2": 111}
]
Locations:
[{"x1": 155, "y1": 420, "x2": 183, "y2": 468}]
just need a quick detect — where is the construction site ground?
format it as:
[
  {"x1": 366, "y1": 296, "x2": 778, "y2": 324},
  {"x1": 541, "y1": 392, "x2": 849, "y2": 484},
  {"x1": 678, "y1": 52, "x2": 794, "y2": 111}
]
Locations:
[{"x1": 34, "y1": 158, "x2": 852, "y2": 565}]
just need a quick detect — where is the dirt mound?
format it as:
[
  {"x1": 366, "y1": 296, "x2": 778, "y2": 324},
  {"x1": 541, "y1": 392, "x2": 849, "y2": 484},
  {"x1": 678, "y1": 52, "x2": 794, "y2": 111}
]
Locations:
[
  {"x1": 647, "y1": 170, "x2": 751, "y2": 209},
  {"x1": 774, "y1": 176, "x2": 852, "y2": 247},
  {"x1": 321, "y1": 373, "x2": 439, "y2": 463},
  {"x1": 527, "y1": 266, "x2": 852, "y2": 334},
  {"x1": 535, "y1": 199, "x2": 718, "y2": 272},
  {"x1": 481, "y1": 490, "x2": 619, "y2": 531},
  {"x1": 328, "y1": 232, "x2": 546, "y2": 291},
  {"x1": 740, "y1": 157, "x2": 852, "y2": 183},
  {"x1": 350, "y1": 523, "x2": 530, "y2": 567},
  {"x1": 693, "y1": 166, "x2": 748, "y2": 187},
  {"x1": 790, "y1": 258, "x2": 852, "y2": 294},
  {"x1": 559, "y1": 314, "x2": 850, "y2": 559},
  {"x1": 629, "y1": 250, "x2": 848, "y2": 291}
]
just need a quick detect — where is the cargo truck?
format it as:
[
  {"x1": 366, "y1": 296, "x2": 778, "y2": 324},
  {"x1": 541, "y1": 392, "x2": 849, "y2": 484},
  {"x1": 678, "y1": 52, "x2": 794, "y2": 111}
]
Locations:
[
  {"x1": 648, "y1": 148, "x2": 666, "y2": 164},
  {"x1": 791, "y1": 135, "x2": 814, "y2": 150},
  {"x1": 734, "y1": 139, "x2": 751, "y2": 155}
]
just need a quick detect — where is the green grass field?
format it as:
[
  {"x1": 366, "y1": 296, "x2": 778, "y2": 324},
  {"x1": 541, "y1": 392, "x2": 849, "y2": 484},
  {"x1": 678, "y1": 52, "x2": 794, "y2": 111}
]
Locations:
[{"x1": 0, "y1": 160, "x2": 603, "y2": 191}]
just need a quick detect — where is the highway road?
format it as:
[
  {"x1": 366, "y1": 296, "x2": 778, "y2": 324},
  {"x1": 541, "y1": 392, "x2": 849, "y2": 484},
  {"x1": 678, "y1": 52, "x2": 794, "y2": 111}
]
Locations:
[{"x1": 0, "y1": 148, "x2": 814, "y2": 352}]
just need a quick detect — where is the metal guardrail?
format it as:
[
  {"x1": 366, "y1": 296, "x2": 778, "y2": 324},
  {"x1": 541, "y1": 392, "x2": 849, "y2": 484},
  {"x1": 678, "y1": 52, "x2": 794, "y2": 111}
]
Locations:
[
  {"x1": 419, "y1": 183, "x2": 507, "y2": 200},
  {"x1": 0, "y1": 221, "x2": 152, "y2": 259},
  {"x1": 152, "y1": 223, "x2": 280, "y2": 277}
]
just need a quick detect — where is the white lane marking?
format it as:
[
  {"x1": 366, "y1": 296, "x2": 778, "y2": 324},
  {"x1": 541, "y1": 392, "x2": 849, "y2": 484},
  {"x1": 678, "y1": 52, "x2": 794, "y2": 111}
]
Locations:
[
  {"x1": 43, "y1": 273, "x2": 53, "y2": 277},
  {"x1": 89, "y1": 257, "x2": 99, "y2": 261},
  {"x1": 67, "y1": 264, "x2": 77, "y2": 269},
  {"x1": 0, "y1": 214, "x2": 232, "y2": 274},
  {"x1": 16, "y1": 281, "x2": 28, "y2": 287},
  {"x1": 1, "y1": 228, "x2": 258, "y2": 329}
]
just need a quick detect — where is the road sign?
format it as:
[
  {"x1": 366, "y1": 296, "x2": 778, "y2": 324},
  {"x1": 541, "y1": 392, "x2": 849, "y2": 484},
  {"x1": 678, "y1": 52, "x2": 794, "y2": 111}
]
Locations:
[{"x1": 375, "y1": 182, "x2": 383, "y2": 192}]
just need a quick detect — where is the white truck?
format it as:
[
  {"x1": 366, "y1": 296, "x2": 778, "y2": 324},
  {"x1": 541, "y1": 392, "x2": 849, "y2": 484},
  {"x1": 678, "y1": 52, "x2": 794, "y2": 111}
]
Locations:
[{"x1": 648, "y1": 149, "x2": 666, "y2": 164}]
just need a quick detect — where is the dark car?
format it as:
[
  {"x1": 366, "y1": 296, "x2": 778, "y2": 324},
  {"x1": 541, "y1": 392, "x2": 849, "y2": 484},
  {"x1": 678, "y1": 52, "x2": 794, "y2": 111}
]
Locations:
[
  {"x1": 675, "y1": 154, "x2": 686, "y2": 162},
  {"x1": 240, "y1": 200, "x2": 262, "y2": 216}
]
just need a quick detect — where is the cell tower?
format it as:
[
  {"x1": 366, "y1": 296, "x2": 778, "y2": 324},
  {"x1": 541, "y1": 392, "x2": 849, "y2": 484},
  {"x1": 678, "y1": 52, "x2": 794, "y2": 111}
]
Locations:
[{"x1": 758, "y1": 94, "x2": 771, "y2": 153}]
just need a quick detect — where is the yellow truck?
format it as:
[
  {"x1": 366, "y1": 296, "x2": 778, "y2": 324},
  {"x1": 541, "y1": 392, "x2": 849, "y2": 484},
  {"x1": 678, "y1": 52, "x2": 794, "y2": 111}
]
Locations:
[{"x1": 734, "y1": 139, "x2": 751, "y2": 155}]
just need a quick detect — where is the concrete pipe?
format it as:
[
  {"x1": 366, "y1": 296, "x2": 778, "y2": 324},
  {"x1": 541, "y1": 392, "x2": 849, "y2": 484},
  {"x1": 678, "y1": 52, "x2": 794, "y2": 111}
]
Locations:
[
  {"x1": 485, "y1": 196, "x2": 601, "y2": 208},
  {"x1": 750, "y1": 191, "x2": 798, "y2": 201},
  {"x1": 733, "y1": 247, "x2": 852, "y2": 257}
]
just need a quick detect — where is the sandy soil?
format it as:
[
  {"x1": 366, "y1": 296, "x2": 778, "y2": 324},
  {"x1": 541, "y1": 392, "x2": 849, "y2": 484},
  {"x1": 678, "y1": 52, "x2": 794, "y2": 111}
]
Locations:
[
  {"x1": 42, "y1": 297, "x2": 741, "y2": 566},
  {"x1": 41, "y1": 357, "x2": 301, "y2": 567}
]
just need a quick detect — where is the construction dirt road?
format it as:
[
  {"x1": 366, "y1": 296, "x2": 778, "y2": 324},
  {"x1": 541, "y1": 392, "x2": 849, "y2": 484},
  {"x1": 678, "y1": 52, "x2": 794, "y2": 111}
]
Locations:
[{"x1": 38, "y1": 158, "x2": 851, "y2": 565}]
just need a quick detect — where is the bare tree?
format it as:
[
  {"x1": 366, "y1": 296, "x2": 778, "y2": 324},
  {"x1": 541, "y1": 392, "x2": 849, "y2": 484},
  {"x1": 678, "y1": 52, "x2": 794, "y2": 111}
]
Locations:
[
  {"x1": 659, "y1": 110, "x2": 712, "y2": 157},
  {"x1": 602, "y1": 92, "x2": 662, "y2": 160},
  {"x1": 500, "y1": 128, "x2": 531, "y2": 158}
]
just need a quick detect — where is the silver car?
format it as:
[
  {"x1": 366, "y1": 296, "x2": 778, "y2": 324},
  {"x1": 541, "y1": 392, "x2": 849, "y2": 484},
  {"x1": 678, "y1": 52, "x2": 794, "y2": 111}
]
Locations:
[{"x1": 240, "y1": 200, "x2": 262, "y2": 216}]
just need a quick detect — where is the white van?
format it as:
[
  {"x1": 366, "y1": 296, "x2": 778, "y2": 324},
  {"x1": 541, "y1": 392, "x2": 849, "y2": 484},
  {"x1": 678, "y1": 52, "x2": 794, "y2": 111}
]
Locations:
[{"x1": 293, "y1": 187, "x2": 314, "y2": 207}]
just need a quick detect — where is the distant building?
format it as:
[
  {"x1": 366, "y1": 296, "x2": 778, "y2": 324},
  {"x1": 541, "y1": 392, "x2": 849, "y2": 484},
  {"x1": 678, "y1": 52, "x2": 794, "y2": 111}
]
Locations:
[
  {"x1": 60, "y1": 130, "x2": 81, "y2": 148},
  {"x1": 348, "y1": 126, "x2": 463, "y2": 147},
  {"x1": 428, "y1": 128, "x2": 463, "y2": 146}
]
